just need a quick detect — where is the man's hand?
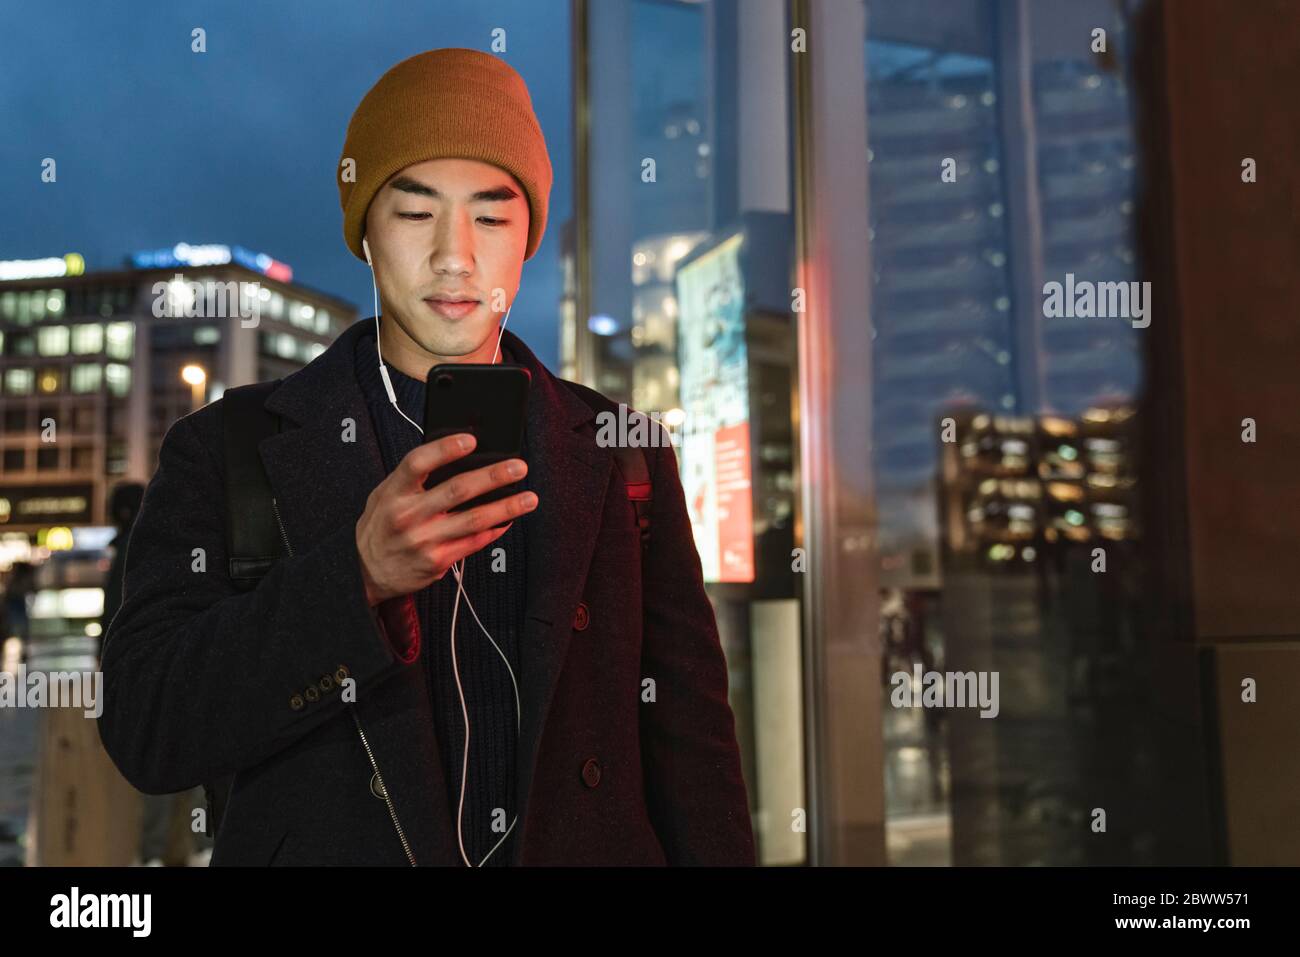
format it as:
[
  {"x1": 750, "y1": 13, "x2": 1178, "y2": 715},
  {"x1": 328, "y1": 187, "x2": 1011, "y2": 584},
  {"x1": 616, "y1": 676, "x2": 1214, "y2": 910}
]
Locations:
[{"x1": 355, "y1": 433, "x2": 537, "y2": 606}]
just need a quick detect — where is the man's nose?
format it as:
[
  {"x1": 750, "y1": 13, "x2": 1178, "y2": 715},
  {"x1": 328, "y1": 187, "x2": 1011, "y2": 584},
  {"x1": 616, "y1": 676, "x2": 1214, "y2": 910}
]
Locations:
[{"x1": 431, "y1": 207, "x2": 476, "y2": 274}]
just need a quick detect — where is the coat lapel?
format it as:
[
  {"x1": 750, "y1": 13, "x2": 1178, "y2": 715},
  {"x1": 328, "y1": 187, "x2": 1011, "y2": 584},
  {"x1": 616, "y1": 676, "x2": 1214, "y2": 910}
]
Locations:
[{"x1": 248, "y1": 318, "x2": 614, "y2": 865}]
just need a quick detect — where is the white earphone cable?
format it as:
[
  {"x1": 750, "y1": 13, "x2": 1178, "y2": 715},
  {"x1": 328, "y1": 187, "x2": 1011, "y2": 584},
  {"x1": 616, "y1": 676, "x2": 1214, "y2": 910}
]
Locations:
[{"x1": 364, "y1": 238, "x2": 519, "y2": 867}]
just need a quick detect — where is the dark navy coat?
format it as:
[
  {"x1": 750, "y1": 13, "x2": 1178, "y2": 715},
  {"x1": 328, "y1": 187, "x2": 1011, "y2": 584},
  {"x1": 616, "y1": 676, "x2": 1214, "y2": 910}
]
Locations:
[{"x1": 97, "y1": 319, "x2": 755, "y2": 866}]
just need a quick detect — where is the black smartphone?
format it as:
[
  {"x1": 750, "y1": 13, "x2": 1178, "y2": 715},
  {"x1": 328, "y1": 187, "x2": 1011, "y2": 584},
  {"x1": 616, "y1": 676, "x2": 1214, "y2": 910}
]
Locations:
[{"x1": 422, "y1": 363, "x2": 531, "y2": 528}]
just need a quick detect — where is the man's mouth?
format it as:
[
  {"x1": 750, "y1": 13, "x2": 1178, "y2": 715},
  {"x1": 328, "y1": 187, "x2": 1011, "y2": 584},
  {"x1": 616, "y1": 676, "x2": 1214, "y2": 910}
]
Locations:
[{"x1": 424, "y1": 297, "x2": 480, "y2": 320}]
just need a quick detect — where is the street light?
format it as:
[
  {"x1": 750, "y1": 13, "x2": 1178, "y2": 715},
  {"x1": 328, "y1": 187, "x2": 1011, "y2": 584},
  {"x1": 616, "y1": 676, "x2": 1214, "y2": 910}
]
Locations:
[{"x1": 181, "y1": 364, "x2": 207, "y2": 410}]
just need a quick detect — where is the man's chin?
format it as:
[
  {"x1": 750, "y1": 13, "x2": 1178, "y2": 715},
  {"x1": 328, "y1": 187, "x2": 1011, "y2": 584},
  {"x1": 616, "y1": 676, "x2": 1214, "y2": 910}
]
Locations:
[{"x1": 406, "y1": 314, "x2": 494, "y2": 361}]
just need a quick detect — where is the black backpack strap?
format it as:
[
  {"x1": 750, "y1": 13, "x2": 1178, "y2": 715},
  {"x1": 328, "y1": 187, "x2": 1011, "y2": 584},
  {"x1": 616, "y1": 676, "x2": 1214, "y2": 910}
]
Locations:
[
  {"x1": 206, "y1": 379, "x2": 283, "y2": 840},
  {"x1": 559, "y1": 379, "x2": 655, "y2": 552},
  {"x1": 221, "y1": 380, "x2": 286, "y2": 589},
  {"x1": 610, "y1": 444, "x2": 653, "y2": 551}
]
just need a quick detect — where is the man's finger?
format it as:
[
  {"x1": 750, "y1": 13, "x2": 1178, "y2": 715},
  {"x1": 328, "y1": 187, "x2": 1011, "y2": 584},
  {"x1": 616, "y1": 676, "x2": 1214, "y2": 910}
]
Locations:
[
  {"x1": 436, "y1": 490, "x2": 537, "y2": 542},
  {"x1": 433, "y1": 522, "x2": 513, "y2": 570},
  {"x1": 398, "y1": 432, "x2": 476, "y2": 491},
  {"x1": 413, "y1": 457, "x2": 528, "y2": 523}
]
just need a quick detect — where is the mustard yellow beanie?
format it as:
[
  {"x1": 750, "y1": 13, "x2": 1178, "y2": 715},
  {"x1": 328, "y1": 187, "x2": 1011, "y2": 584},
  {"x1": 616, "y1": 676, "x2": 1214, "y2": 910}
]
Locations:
[{"x1": 338, "y1": 48, "x2": 553, "y2": 262}]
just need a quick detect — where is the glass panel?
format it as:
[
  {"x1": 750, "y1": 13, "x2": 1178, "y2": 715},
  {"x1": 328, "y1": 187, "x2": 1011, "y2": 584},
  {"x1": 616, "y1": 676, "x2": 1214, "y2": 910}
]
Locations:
[
  {"x1": 105, "y1": 363, "x2": 131, "y2": 397},
  {"x1": 28, "y1": 290, "x2": 47, "y2": 323},
  {"x1": 71, "y1": 364, "x2": 103, "y2": 393},
  {"x1": 4, "y1": 368, "x2": 34, "y2": 395},
  {"x1": 37, "y1": 325, "x2": 70, "y2": 356},
  {"x1": 866, "y1": 0, "x2": 1153, "y2": 866},
  {"x1": 104, "y1": 322, "x2": 134, "y2": 359},
  {"x1": 581, "y1": 0, "x2": 802, "y2": 866},
  {"x1": 71, "y1": 323, "x2": 104, "y2": 354}
]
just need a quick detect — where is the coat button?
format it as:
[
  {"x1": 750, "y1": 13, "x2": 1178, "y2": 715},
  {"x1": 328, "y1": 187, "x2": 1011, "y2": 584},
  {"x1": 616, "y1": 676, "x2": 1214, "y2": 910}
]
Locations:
[
  {"x1": 289, "y1": 693, "x2": 305, "y2": 711},
  {"x1": 304, "y1": 685, "x2": 320, "y2": 703},
  {"x1": 573, "y1": 601, "x2": 590, "y2": 631},
  {"x1": 319, "y1": 674, "x2": 335, "y2": 693},
  {"x1": 334, "y1": 665, "x2": 350, "y2": 684},
  {"x1": 581, "y1": 757, "x2": 601, "y2": 788},
  {"x1": 370, "y1": 771, "x2": 387, "y2": 800}
]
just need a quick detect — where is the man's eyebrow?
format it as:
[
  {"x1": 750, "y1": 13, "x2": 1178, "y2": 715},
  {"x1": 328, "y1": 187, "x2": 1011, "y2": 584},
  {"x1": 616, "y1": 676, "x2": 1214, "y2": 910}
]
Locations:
[{"x1": 388, "y1": 176, "x2": 521, "y2": 203}]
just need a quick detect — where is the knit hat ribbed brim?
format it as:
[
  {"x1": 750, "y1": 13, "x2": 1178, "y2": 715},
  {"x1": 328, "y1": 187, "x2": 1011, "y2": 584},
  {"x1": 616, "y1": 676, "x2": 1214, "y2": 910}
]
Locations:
[{"x1": 338, "y1": 48, "x2": 553, "y2": 262}]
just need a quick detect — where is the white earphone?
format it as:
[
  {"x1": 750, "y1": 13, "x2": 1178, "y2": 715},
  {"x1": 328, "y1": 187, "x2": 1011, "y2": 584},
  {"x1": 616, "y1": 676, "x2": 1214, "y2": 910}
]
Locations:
[{"x1": 363, "y1": 233, "x2": 519, "y2": 867}]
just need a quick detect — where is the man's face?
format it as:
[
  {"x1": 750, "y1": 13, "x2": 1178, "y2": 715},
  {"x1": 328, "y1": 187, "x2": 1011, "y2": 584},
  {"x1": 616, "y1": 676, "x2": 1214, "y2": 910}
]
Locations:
[{"x1": 363, "y1": 157, "x2": 529, "y2": 363}]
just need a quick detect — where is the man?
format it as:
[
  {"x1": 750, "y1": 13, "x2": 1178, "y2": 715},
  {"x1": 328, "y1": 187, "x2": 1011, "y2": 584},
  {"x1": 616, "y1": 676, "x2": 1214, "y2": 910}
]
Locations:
[{"x1": 98, "y1": 48, "x2": 755, "y2": 866}]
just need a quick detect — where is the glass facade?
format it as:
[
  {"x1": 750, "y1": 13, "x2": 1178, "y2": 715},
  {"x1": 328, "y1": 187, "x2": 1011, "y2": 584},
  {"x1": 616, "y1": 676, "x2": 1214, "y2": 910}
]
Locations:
[
  {"x1": 572, "y1": 0, "x2": 1181, "y2": 866},
  {"x1": 576, "y1": 0, "x2": 803, "y2": 866},
  {"x1": 863, "y1": 0, "x2": 1153, "y2": 866}
]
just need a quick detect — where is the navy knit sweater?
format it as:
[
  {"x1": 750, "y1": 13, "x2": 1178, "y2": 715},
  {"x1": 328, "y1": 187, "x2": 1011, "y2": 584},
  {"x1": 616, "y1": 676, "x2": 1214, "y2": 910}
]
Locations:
[{"x1": 354, "y1": 318, "x2": 527, "y2": 867}]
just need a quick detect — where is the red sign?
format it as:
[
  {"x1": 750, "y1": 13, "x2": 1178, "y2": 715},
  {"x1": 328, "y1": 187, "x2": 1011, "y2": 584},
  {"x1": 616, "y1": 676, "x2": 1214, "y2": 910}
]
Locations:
[{"x1": 713, "y1": 422, "x2": 754, "y2": 582}]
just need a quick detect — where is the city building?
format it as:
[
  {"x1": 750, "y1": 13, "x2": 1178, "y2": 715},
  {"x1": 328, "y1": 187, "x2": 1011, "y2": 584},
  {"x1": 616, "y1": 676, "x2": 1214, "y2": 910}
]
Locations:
[{"x1": 0, "y1": 244, "x2": 354, "y2": 545}]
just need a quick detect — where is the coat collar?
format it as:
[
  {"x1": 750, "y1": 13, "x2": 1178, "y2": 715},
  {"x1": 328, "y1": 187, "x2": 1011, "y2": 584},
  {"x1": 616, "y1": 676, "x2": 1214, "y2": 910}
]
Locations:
[{"x1": 255, "y1": 317, "x2": 616, "y2": 865}]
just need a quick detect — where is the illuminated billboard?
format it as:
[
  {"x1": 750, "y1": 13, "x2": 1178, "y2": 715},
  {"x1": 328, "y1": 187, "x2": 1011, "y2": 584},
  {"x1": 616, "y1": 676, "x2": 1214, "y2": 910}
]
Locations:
[
  {"x1": 0, "y1": 484, "x2": 94, "y2": 525},
  {"x1": 0, "y1": 253, "x2": 85, "y2": 281},
  {"x1": 130, "y1": 243, "x2": 293, "y2": 282},
  {"x1": 675, "y1": 232, "x2": 755, "y2": 584}
]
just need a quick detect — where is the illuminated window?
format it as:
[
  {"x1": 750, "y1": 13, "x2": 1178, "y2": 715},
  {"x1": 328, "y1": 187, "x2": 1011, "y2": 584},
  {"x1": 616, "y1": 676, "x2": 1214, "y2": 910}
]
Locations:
[
  {"x1": 315, "y1": 309, "x2": 331, "y2": 335},
  {"x1": 29, "y1": 290, "x2": 47, "y2": 322},
  {"x1": 38, "y1": 325, "x2": 70, "y2": 356},
  {"x1": 0, "y1": 291, "x2": 15, "y2": 321},
  {"x1": 105, "y1": 363, "x2": 131, "y2": 396},
  {"x1": 71, "y1": 364, "x2": 102, "y2": 393},
  {"x1": 276, "y1": 334, "x2": 297, "y2": 359},
  {"x1": 107, "y1": 439, "x2": 127, "y2": 474},
  {"x1": 37, "y1": 368, "x2": 62, "y2": 393},
  {"x1": 46, "y1": 289, "x2": 65, "y2": 317},
  {"x1": 5, "y1": 368, "x2": 34, "y2": 394},
  {"x1": 105, "y1": 322, "x2": 134, "y2": 360},
  {"x1": 72, "y1": 324, "x2": 104, "y2": 354},
  {"x1": 288, "y1": 301, "x2": 316, "y2": 329},
  {"x1": 194, "y1": 326, "x2": 220, "y2": 345}
]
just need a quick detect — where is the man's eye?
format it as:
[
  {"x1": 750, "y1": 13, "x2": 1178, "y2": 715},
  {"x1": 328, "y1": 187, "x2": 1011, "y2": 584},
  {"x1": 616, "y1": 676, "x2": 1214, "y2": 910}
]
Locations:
[{"x1": 397, "y1": 213, "x2": 506, "y2": 226}]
